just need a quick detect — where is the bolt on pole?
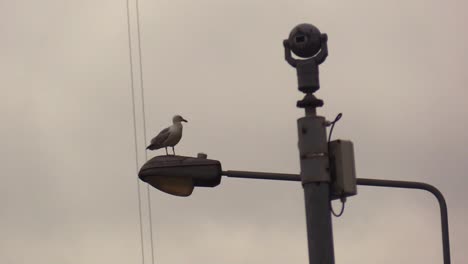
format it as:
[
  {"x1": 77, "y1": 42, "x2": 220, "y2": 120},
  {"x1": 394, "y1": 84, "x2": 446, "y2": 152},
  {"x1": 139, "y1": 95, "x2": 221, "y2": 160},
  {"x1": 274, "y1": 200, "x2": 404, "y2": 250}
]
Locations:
[{"x1": 284, "y1": 23, "x2": 335, "y2": 264}]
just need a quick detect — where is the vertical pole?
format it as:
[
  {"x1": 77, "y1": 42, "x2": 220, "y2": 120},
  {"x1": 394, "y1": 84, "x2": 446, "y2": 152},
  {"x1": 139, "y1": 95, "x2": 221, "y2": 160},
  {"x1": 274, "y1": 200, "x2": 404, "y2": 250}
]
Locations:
[{"x1": 298, "y1": 107, "x2": 335, "y2": 264}]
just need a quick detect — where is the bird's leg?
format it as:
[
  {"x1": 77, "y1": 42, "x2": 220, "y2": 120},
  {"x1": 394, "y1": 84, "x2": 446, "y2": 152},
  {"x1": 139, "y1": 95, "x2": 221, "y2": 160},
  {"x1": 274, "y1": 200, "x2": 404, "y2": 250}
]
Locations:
[
  {"x1": 165, "y1": 147, "x2": 168, "y2": 155},
  {"x1": 172, "y1": 147, "x2": 176, "y2": 155}
]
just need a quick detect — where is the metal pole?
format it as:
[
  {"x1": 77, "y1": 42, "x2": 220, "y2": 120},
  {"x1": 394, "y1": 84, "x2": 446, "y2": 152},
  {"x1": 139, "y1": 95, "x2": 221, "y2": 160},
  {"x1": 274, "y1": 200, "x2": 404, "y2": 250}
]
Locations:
[
  {"x1": 283, "y1": 23, "x2": 334, "y2": 264},
  {"x1": 298, "y1": 109, "x2": 335, "y2": 264}
]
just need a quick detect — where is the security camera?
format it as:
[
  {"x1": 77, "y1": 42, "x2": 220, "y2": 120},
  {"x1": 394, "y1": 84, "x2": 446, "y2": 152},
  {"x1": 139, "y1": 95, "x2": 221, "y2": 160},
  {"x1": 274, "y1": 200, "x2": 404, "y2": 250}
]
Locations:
[{"x1": 284, "y1": 23, "x2": 328, "y2": 94}]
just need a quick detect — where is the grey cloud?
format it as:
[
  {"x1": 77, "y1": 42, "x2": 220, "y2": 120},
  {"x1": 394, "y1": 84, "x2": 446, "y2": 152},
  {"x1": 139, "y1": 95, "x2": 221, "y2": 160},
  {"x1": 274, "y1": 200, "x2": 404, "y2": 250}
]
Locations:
[{"x1": 1, "y1": 0, "x2": 467, "y2": 263}]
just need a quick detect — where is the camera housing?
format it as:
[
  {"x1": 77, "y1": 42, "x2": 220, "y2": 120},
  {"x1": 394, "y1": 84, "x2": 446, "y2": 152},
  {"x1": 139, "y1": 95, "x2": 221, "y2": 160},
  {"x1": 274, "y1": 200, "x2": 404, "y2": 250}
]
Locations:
[
  {"x1": 288, "y1": 23, "x2": 322, "y2": 58},
  {"x1": 284, "y1": 23, "x2": 328, "y2": 95}
]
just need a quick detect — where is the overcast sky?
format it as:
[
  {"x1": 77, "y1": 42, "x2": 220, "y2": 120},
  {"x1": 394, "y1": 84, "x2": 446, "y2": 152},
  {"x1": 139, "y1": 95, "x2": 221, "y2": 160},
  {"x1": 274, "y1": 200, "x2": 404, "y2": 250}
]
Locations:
[{"x1": 1, "y1": 0, "x2": 467, "y2": 263}]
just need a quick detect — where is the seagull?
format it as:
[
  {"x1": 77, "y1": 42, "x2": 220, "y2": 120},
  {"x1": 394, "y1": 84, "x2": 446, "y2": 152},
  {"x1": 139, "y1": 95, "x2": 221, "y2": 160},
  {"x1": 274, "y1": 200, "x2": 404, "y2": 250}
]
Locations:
[{"x1": 146, "y1": 115, "x2": 188, "y2": 155}]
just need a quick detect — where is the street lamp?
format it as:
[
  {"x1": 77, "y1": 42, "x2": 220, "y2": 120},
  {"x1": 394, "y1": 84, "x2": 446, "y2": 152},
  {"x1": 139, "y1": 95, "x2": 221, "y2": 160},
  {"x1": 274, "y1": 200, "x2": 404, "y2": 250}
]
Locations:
[
  {"x1": 138, "y1": 23, "x2": 451, "y2": 264},
  {"x1": 139, "y1": 153, "x2": 221, "y2": 197},
  {"x1": 138, "y1": 153, "x2": 451, "y2": 264}
]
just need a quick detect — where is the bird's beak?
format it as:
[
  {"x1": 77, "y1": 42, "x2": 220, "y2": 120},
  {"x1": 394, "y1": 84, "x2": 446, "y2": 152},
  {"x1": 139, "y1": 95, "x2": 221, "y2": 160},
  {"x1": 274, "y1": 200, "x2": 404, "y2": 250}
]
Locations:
[{"x1": 182, "y1": 118, "x2": 188, "y2": 123}]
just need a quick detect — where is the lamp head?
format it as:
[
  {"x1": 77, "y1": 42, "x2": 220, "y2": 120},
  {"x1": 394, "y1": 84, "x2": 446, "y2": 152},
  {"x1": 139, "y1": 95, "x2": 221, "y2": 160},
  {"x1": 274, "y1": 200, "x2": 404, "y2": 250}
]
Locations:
[{"x1": 139, "y1": 155, "x2": 222, "y2": 197}]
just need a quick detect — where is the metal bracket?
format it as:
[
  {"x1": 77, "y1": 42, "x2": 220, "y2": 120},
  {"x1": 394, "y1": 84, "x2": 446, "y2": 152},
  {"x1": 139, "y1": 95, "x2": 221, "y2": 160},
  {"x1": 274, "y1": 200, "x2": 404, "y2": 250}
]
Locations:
[{"x1": 297, "y1": 115, "x2": 330, "y2": 183}]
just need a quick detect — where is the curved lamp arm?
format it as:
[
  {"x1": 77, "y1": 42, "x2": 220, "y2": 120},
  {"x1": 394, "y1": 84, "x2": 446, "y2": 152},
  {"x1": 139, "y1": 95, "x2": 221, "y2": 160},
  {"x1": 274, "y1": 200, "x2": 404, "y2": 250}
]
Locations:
[
  {"x1": 356, "y1": 178, "x2": 450, "y2": 264},
  {"x1": 222, "y1": 171, "x2": 451, "y2": 264}
]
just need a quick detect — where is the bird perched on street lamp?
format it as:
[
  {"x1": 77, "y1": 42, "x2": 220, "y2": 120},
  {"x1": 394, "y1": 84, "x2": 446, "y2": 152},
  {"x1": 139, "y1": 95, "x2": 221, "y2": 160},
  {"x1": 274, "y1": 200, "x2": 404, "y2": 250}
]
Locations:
[{"x1": 146, "y1": 115, "x2": 188, "y2": 155}]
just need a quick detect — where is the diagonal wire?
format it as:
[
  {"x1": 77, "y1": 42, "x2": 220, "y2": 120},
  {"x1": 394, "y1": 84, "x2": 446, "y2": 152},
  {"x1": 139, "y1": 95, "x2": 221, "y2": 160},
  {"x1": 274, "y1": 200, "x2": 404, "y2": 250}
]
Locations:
[
  {"x1": 134, "y1": 0, "x2": 156, "y2": 263},
  {"x1": 125, "y1": 0, "x2": 145, "y2": 263}
]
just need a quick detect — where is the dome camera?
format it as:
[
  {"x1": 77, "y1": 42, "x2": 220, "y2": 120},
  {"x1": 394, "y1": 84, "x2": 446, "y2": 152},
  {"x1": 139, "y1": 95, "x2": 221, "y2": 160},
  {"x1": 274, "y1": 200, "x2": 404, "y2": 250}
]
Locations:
[{"x1": 288, "y1": 23, "x2": 322, "y2": 58}]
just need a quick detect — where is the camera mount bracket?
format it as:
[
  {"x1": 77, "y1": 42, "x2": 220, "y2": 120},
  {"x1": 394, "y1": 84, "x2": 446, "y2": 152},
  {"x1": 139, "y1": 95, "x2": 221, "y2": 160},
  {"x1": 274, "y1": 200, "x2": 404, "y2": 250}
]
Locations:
[{"x1": 297, "y1": 93, "x2": 324, "y2": 109}]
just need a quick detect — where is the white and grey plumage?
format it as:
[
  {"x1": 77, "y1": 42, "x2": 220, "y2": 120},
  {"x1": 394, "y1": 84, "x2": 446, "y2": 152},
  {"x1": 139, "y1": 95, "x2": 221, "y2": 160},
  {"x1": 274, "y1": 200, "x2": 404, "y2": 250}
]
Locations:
[{"x1": 146, "y1": 115, "x2": 188, "y2": 155}]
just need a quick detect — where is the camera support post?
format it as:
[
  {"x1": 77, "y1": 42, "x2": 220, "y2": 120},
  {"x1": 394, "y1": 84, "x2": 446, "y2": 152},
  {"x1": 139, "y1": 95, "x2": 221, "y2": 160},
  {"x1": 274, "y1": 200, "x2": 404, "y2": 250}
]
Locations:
[
  {"x1": 284, "y1": 24, "x2": 335, "y2": 264},
  {"x1": 282, "y1": 23, "x2": 451, "y2": 264}
]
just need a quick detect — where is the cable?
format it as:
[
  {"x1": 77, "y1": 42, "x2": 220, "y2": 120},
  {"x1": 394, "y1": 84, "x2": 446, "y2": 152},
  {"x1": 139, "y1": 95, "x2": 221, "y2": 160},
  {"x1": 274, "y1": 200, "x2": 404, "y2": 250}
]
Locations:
[
  {"x1": 135, "y1": 0, "x2": 148, "y2": 156},
  {"x1": 327, "y1": 113, "x2": 342, "y2": 142},
  {"x1": 327, "y1": 113, "x2": 345, "y2": 217},
  {"x1": 126, "y1": 0, "x2": 156, "y2": 263},
  {"x1": 125, "y1": 0, "x2": 145, "y2": 263},
  {"x1": 331, "y1": 197, "x2": 346, "y2": 217},
  {"x1": 134, "y1": 0, "x2": 156, "y2": 263}
]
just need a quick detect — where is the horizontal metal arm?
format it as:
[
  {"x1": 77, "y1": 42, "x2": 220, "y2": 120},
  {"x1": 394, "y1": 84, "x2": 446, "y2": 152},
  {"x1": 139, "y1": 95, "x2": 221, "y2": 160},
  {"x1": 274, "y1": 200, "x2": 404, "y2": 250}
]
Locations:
[
  {"x1": 222, "y1": 170, "x2": 450, "y2": 264},
  {"x1": 222, "y1": 170, "x2": 299, "y2": 181}
]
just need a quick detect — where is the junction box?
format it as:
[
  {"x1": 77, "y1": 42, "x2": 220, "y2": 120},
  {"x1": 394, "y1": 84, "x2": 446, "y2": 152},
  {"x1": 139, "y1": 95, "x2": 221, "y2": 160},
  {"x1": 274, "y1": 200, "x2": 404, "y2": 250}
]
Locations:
[{"x1": 329, "y1": 140, "x2": 357, "y2": 200}]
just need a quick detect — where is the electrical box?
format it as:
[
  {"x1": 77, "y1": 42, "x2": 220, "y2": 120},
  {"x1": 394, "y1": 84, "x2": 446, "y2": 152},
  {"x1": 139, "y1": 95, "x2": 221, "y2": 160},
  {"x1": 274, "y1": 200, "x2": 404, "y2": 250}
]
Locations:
[{"x1": 329, "y1": 140, "x2": 357, "y2": 200}]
